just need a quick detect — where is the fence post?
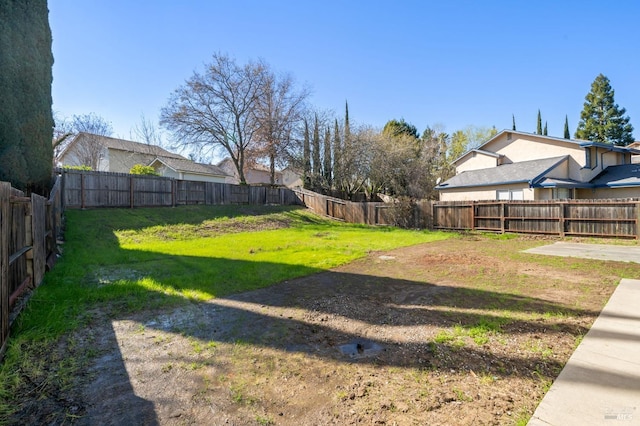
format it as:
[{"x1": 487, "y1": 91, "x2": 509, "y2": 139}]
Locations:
[
  {"x1": 500, "y1": 202, "x2": 506, "y2": 233},
  {"x1": 470, "y1": 201, "x2": 476, "y2": 231},
  {"x1": 129, "y1": 175, "x2": 134, "y2": 208},
  {"x1": 636, "y1": 201, "x2": 640, "y2": 239},
  {"x1": 80, "y1": 172, "x2": 85, "y2": 209},
  {"x1": 559, "y1": 202, "x2": 566, "y2": 237},
  {"x1": 0, "y1": 182, "x2": 10, "y2": 356}
]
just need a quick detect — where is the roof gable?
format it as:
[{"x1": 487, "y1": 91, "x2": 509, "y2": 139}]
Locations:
[
  {"x1": 150, "y1": 157, "x2": 227, "y2": 176},
  {"x1": 60, "y1": 132, "x2": 186, "y2": 160}
]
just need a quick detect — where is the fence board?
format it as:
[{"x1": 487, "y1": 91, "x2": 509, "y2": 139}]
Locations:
[
  {"x1": 434, "y1": 199, "x2": 639, "y2": 239},
  {"x1": 31, "y1": 195, "x2": 47, "y2": 287},
  {"x1": 0, "y1": 183, "x2": 10, "y2": 356},
  {"x1": 62, "y1": 170, "x2": 301, "y2": 209}
]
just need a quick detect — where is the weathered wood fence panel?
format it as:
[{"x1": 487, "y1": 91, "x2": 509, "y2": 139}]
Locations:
[
  {"x1": 62, "y1": 170, "x2": 301, "y2": 208},
  {"x1": 0, "y1": 177, "x2": 62, "y2": 357},
  {"x1": 292, "y1": 189, "x2": 418, "y2": 226},
  {"x1": 434, "y1": 199, "x2": 640, "y2": 239},
  {"x1": 0, "y1": 183, "x2": 10, "y2": 357}
]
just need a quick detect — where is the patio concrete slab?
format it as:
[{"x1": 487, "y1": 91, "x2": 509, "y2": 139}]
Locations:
[
  {"x1": 524, "y1": 242, "x2": 640, "y2": 264},
  {"x1": 528, "y1": 278, "x2": 640, "y2": 426}
]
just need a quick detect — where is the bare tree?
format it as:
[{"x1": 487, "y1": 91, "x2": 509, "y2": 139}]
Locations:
[
  {"x1": 160, "y1": 53, "x2": 267, "y2": 184},
  {"x1": 131, "y1": 113, "x2": 164, "y2": 146},
  {"x1": 53, "y1": 112, "x2": 113, "y2": 169},
  {"x1": 253, "y1": 70, "x2": 309, "y2": 185}
]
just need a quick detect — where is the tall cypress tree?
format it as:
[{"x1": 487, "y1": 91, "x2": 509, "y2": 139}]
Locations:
[
  {"x1": 536, "y1": 110, "x2": 542, "y2": 135},
  {"x1": 543, "y1": 121, "x2": 548, "y2": 136},
  {"x1": 575, "y1": 74, "x2": 634, "y2": 145},
  {"x1": 323, "y1": 126, "x2": 332, "y2": 186},
  {"x1": 0, "y1": 0, "x2": 54, "y2": 193},
  {"x1": 563, "y1": 115, "x2": 570, "y2": 139},
  {"x1": 512, "y1": 114, "x2": 516, "y2": 131},
  {"x1": 332, "y1": 119, "x2": 341, "y2": 190},
  {"x1": 302, "y1": 119, "x2": 311, "y2": 188},
  {"x1": 312, "y1": 114, "x2": 321, "y2": 182}
]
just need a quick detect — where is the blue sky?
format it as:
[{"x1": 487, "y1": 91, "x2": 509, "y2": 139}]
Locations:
[{"x1": 50, "y1": 1, "x2": 640, "y2": 146}]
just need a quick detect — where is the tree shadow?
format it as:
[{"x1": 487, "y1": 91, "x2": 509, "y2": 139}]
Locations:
[{"x1": 23, "y1": 209, "x2": 637, "y2": 424}]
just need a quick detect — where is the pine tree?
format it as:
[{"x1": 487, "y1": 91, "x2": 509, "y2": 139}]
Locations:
[
  {"x1": 564, "y1": 115, "x2": 570, "y2": 139},
  {"x1": 543, "y1": 121, "x2": 548, "y2": 136},
  {"x1": 512, "y1": 114, "x2": 516, "y2": 131},
  {"x1": 536, "y1": 110, "x2": 542, "y2": 135},
  {"x1": 575, "y1": 74, "x2": 634, "y2": 146}
]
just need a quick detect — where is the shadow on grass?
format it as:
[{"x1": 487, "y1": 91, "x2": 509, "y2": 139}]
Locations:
[{"x1": 9, "y1": 205, "x2": 634, "y2": 424}]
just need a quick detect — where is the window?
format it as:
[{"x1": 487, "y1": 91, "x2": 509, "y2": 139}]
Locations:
[
  {"x1": 584, "y1": 147, "x2": 597, "y2": 169},
  {"x1": 496, "y1": 189, "x2": 524, "y2": 200},
  {"x1": 553, "y1": 188, "x2": 573, "y2": 199}
]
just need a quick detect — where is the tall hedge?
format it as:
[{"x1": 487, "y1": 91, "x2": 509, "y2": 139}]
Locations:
[{"x1": 0, "y1": 0, "x2": 53, "y2": 193}]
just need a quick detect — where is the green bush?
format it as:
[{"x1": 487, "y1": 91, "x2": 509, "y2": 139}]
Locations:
[
  {"x1": 63, "y1": 165, "x2": 92, "y2": 171},
  {"x1": 130, "y1": 164, "x2": 159, "y2": 176}
]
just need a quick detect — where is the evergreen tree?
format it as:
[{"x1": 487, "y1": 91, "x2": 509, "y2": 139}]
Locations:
[
  {"x1": 344, "y1": 101, "x2": 351, "y2": 147},
  {"x1": 575, "y1": 74, "x2": 634, "y2": 145},
  {"x1": 543, "y1": 121, "x2": 548, "y2": 136},
  {"x1": 536, "y1": 110, "x2": 542, "y2": 135},
  {"x1": 302, "y1": 119, "x2": 311, "y2": 188},
  {"x1": 312, "y1": 114, "x2": 321, "y2": 182},
  {"x1": 512, "y1": 114, "x2": 516, "y2": 131},
  {"x1": 323, "y1": 126, "x2": 332, "y2": 186},
  {"x1": 0, "y1": 0, "x2": 54, "y2": 193},
  {"x1": 332, "y1": 119, "x2": 341, "y2": 190},
  {"x1": 564, "y1": 115, "x2": 570, "y2": 139}
]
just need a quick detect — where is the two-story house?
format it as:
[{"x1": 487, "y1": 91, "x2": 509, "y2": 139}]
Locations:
[{"x1": 436, "y1": 130, "x2": 640, "y2": 201}]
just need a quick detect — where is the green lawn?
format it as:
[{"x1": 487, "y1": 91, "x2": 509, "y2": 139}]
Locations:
[
  {"x1": 1, "y1": 205, "x2": 450, "y2": 382},
  {"x1": 0, "y1": 205, "x2": 452, "y2": 418}
]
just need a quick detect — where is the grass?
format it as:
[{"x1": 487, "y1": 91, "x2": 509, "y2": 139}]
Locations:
[{"x1": 0, "y1": 204, "x2": 450, "y2": 421}]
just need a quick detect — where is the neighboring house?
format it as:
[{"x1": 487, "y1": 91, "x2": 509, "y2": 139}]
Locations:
[
  {"x1": 436, "y1": 130, "x2": 640, "y2": 201},
  {"x1": 217, "y1": 158, "x2": 285, "y2": 186},
  {"x1": 282, "y1": 166, "x2": 303, "y2": 189},
  {"x1": 56, "y1": 132, "x2": 229, "y2": 183},
  {"x1": 149, "y1": 157, "x2": 227, "y2": 183}
]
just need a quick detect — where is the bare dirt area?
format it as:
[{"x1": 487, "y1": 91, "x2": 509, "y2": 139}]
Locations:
[{"x1": 10, "y1": 235, "x2": 629, "y2": 425}]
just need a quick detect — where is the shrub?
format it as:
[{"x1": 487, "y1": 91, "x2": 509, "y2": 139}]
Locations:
[{"x1": 130, "y1": 164, "x2": 159, "y2": 176}]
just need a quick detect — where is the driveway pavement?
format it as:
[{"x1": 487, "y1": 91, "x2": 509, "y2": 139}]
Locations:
[
  {"x1": 525, "y1": 242, "x2": 640, "y2": 425},
  {"x1": 524, "y1": 242, "x2": 640, "y2": 263}
]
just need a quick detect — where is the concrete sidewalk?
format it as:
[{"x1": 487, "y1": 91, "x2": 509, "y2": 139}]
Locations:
[{"x1": 528, "y1": 278, "x2": 640, "y2": 425}]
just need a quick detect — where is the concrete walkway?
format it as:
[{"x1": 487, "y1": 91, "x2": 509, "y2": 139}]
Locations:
[{"x1": 528, "y1": 278, "x2": 640, "y2": 425}]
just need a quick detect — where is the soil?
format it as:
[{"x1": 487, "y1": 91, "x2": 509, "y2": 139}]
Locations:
[{"x1": 9, "y1": 235, "x2": 624, "y2": 425}]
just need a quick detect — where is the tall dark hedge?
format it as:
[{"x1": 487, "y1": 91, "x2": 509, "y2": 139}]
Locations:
[{"x1": 0, "y1": 0, "x2": 53, "y2": 193}]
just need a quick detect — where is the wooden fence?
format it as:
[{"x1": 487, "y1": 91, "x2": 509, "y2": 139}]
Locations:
[
  {"x1": 433, "y1": 199, "x2": 640, "y2": 239},
  {"x1": 62, "y1": 170, "x2": 300, "y2": 208},
  {"x1": 292, "y1": 189, "x2": 435, "y2": 228},
  {"x1": 0, "y1": 177, "x2": 63, "y2": 357}
]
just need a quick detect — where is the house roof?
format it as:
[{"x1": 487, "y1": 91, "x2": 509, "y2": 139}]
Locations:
[
  {"x1": 589, "y1": 164, "x2": 640, "y2": 188},
  {"x1": 60, "y1": 132, "x2": 185, "y2": 160},
  {"x1": 437, "y1": 156, "x2": 569, "y2": 190},
  {"x1": 150, "y1": 157, "x2": 228, "y2": 177},
  {"x1": 579, "y1": 141, "x2": 640, "y2": 155}
]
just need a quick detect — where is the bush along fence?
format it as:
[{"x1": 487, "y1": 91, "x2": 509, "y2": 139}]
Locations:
[
  {"x1": 61, "y1": 169, "x2": 301, "y2": 208},
  {"x1": 0, "y1": 176, "x2": 63, "y2": 357}
]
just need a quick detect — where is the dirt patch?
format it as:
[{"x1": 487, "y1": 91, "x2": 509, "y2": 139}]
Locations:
[{"x1": 9, "y1": 236, "x2": 628, "y2": 425}]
